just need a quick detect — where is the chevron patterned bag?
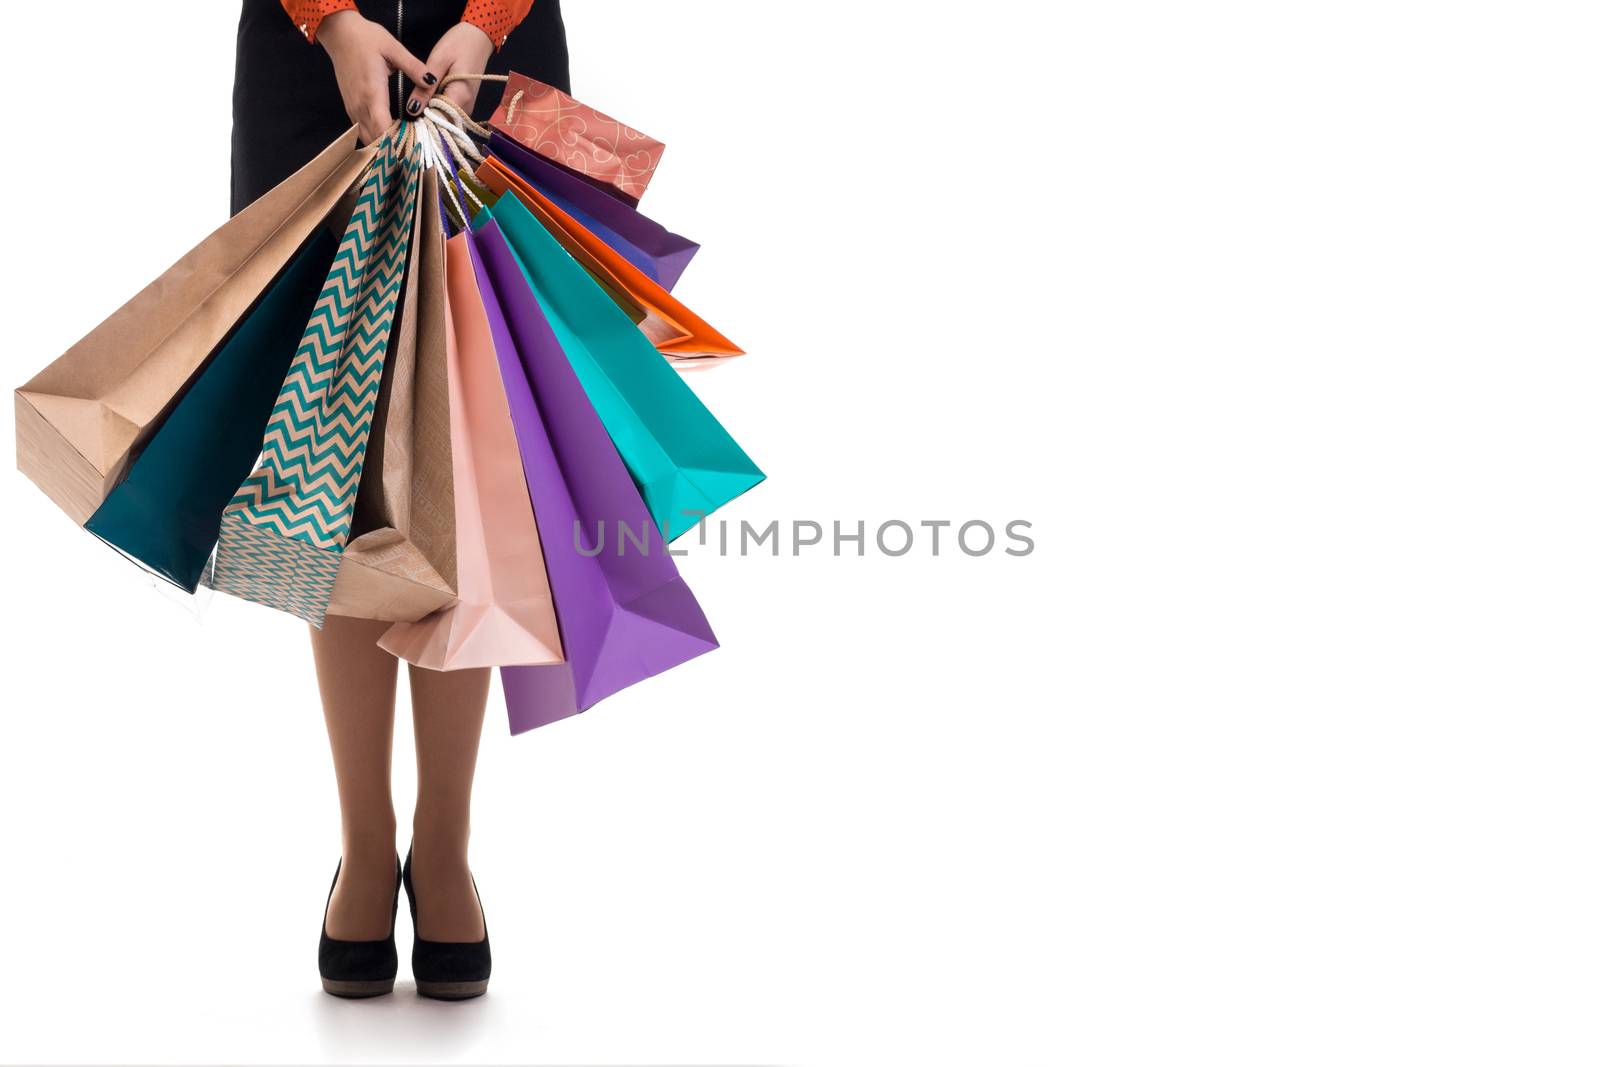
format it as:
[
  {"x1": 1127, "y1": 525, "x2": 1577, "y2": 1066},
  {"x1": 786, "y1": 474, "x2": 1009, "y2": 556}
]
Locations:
[
  {"x1": 330, "y1": 167, "x2": 459, "y2": 623},
  {"x1": 209, "y1": 131, "x2": 422, "y2": 627}
]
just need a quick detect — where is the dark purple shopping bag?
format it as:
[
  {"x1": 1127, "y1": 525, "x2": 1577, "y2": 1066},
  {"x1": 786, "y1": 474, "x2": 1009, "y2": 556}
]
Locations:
[
  {"x1": 466, "y1": 223, "x2": 718, "y2": 731},
  {"x1": 488, "y1": 131, "x2": 701, "y2": 291}
]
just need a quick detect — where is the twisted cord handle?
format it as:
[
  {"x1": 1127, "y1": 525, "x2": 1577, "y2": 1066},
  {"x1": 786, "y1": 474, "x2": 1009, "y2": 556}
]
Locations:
[
  {"x1": 434, "y1": 72, "x2": 506, "y2": 137},
  {"x1": 368, "y1": 73, "x2": 507, "y2": 225}
]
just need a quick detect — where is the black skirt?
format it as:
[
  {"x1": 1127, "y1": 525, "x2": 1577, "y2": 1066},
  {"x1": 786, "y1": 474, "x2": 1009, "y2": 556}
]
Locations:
[{"x1": 231, "y1": 0, "x2": 569, "y2": 214}]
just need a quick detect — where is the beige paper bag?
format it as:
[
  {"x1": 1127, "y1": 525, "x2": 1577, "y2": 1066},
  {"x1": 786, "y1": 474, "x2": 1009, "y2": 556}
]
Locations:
[
  {"x1": 16, "y1": 130, "x2": 374, "y2": 524},
  {"x1": 328, "y1": 167, "x2": 458, "y2": 622}
]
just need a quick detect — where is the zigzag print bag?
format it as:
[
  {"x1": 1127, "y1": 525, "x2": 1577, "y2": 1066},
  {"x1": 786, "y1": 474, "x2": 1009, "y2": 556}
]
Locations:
[{"x1": 209, "y1": 131, "x2": 422, "y2": 626}]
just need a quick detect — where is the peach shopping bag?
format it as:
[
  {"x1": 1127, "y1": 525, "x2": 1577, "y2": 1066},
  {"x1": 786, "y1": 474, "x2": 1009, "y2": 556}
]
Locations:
[{"x1": 377, "y1": 233, "x2": 565, "y2": 670}]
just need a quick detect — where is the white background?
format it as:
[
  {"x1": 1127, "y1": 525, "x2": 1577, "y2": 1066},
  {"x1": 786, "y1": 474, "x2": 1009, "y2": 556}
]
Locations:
[{"x1": 1, "y1": 1, "x2": 1596, "y2": 1064}]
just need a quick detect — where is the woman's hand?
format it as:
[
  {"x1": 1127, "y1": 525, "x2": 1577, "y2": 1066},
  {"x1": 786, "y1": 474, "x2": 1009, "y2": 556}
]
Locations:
[
  {"x1": 318, "y1": 9, "x2": 438, "y2": 144},
  {"x1": 407, "y1": 23, "x2": 495, "y2": 119}
]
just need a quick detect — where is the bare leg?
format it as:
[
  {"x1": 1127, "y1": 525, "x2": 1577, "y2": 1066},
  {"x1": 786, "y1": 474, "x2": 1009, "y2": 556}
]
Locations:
[
  {"x1": 310, "y1": 615, "x2": 400, "y2": 939},
  {"x1": 408, "y1": 664, "x2": 491, "y2": 941}
]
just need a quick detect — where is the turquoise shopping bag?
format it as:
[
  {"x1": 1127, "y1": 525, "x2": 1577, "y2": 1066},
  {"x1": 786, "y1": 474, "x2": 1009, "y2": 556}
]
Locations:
[{"x1": 482, "y1": 194, "x2": 764, "y2": 542}]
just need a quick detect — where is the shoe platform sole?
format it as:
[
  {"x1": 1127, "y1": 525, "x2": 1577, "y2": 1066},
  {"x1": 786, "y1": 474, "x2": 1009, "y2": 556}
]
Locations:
[
  {"x1": 321, "y1": 977, "x2": 396, "y2": 998},
  {"x1": 417, "y1": 979, "x2": 489, "y2": 1000}
]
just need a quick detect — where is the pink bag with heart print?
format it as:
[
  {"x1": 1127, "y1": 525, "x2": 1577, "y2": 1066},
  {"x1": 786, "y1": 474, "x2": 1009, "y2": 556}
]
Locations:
[{"x1": 488, "y1": 73, "x2": 664, "y2": 204}]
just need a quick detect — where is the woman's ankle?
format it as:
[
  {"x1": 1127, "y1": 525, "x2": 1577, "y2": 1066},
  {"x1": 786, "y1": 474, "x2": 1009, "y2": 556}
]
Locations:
[
  {"x1": 341, "y1": 820, "x2": 399, "y2": 864},
  {"x1": 326, "y1": 830, "x2": 399, "y2": 941},
  {"x1": 409, "y1": 817, "x2": 470, "y2": 865},
  {"x1": 406, "y1": 821, "x2": 481, "y2": 940}
]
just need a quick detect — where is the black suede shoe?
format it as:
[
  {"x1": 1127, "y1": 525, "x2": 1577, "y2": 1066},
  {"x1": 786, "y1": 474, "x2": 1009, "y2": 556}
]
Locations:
[
  {"x1": 318, "y1": 858, "x2": 402, "y2": 998},
  {"x1": 402, "y1": 847, "x2": 491, "y2": 1000}
]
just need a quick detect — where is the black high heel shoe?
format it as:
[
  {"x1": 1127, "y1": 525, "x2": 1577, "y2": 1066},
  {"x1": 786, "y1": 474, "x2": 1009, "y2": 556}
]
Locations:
[
  {"x1": 318, "y1": 857, "x2": 402, "y2": 998},
  {"x1": 402, "y1": 847, "x2": 492, "y2": 1000}
]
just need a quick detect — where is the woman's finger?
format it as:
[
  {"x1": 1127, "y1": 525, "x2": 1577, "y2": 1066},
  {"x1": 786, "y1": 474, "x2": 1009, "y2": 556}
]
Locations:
[
  {"x1": 359, "y1": 98, "x2": 392, "y2": 145},
  {"x1": 442, "y1": 80, "x2": 477, "y2": 114},
  {"x1": 404, "y1": 71, "x2": 440, "y2": 119},
  {"x1": 383, "y1": 41, "x2": 438, "y2": 118},
  {"x1": 423, "y1": 31, "x2": 485, "y2": 117},
  {"x1": 405, "y1": 69, "x2": 444, "y2": 119}
]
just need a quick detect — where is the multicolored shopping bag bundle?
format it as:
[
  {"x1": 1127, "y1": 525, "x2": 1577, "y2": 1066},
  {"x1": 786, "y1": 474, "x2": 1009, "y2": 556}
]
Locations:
[{"x1": 15, "y1": 76, "x2": 762, "y2": 732}]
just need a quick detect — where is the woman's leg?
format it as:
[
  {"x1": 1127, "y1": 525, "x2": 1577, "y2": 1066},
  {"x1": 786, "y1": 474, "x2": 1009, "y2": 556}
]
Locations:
[
  {"x1": 408, "y1": 664, "x2": 491, "y2": 940},
  {"x1": 309, "y1": 615, "x2": 401, "y2": 939}
]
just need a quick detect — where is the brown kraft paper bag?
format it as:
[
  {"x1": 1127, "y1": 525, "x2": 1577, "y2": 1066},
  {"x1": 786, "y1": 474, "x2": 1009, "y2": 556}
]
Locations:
[
  {"x1": 328, "y1": 167, "x2": 458, "y2": 622},
  {"x1": 16, "y1": 130, "x2": 375, "y2": 525}
]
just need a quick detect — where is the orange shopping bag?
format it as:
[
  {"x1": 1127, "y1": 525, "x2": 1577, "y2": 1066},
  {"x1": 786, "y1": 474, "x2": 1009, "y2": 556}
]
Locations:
[{"x1": 476, "y1": 157, "x2": 743, "y2": 361}]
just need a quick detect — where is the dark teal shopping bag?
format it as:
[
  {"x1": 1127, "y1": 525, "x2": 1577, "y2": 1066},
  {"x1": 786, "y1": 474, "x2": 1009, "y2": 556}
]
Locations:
[{"x1": 84, "y1": 229, "x2": 337, "y2": 591}]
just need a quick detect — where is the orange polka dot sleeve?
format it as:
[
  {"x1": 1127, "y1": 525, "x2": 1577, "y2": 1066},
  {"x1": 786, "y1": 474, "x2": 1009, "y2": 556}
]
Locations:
[
  {"x1": 279, "y1": 0, "x2": 535, "y2": 50},
  {"x1": 461, "y1": 0, "x2": 536, "y2": 49},
  {"x1": 280, "y1": 0, "x2": 358, "y2": 44}
]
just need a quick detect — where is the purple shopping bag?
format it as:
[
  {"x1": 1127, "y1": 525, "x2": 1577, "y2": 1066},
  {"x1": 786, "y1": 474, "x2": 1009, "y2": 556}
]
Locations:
[
  {"x1": 488, "y1": 130, "x2": 700, "y2": 291},
  {"x1": 467, "y1": 223, "x2": 718, "y2": 731}
]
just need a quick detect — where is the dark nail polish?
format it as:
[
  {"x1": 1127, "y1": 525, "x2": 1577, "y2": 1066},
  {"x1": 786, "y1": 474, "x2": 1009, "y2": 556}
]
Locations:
[
  {"x1": 407, "y1": 98, "x2": 422, "y2": 116},
  {"x1": 423, "y1": 72, "x2": 437, "y2": 86}
]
